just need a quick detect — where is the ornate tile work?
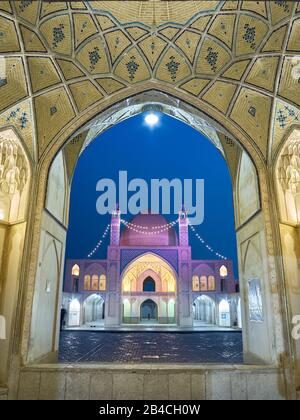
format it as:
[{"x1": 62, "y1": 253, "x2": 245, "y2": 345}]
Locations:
[
  {"x1": 73, "y1": 13, "x2": 98, "y2": 49},
  {"x1": 156, "y1": 47, "x2": 191, "y2": 84},
  {"x1": 126, "y1": 26, "x2": 148, "y2": 41},
  {"x1": 245, "y1": 57, "x2": 280, "y2": 93},
  {"x1": 89, "y1": 46, "x2": 101, "y2": 71},
  {"x1": 20, "y1": 25, "x2": 47, "y2": 53},
  {"x1": 278, "y1": 57, "x2": 300, "y2": 107},
  {"x1": 196, "y1": 39, "x2": 230, "y2": 74},
  {"x1": 206, "y1": 47, "x2": 218, "y2": 72},
  {"x1": 241, "y1": 1, "x2": 268, "y2": 19},
  {"x1": 0, "y1": 57, "x2": 28, "y2": 113},
  {"x1": 208, "y1": 14, "x2": 236, "y2": 49},
  {"x1": 236, "y1": 16, "x2": 268, "y2": 56},
  {"x1": 56, "y1": 59, "x2": 85, "y2": 81},
  {"x1": 222, "y1": 60, "x2": 250, "y2": 81},
  {"x1": 174, "y1": 31, "x2": 201, "y2": 63},
  {"x1": 19, "y1": 1, "x2": 33, "y2": 13},
  {"x1": 202, "y1": 81, "x2": 238, "y2": 114},
  {"x1": 269, "y1": 0, "x2": 293, "y2": 25},
  {"x1": 274, "y1": 1, "x2": 290, "y2": 13},
  {"x1": 165, "y1": 56, "x2": 180, "y2": 81},
  {"x1": 158, "y1": 27, "x2": 180, "y2": 40},
  {"x1": 0, "y1": 99, "x2": 34, "y2": 159},
  {"x1": 52, "y1": 24, "x2": 65, "y2": 48},
  {"x1": 287, "y1": 19, "x2": 300, "y2": 52},
  {"x1": 0, "y1": 2, "x2": 298, "y2": 167},
  {"x1": 138, "y1": 35, "x2": 167, "y2": 69},
  {"x1": 104, "y1": 30, "x2": 131, "y2": 64},
  {"x1": 50, "y1": 106, "x2": 57, "y2": 116},
  {"x1": 230, "y1": 87, "x2": 272, "y2": 157},
  {"x1": 272, "y1": 99, "x2": 300, "y2": 156},
  {"x1": 0, "y1": 16, "x2": 20, "y2": 53},
  {"x1": 115, "y1": 48, "x2": 150, "y2": 83},
  {"x1": 262, "y1": 25, "x2": 287, "y2": 53},
  {"x1": 242, "y1": 24, "x2": 256, "y2": 50},
  {"x1": 95, "y1": 77, "x2": 126, "y2": 95},
  {"x1": 27, "y1": 57, "x2": 61, "y2": 93},
  {"x1": 34, "y1": 87, "x2": 75, "y2": 156},
  {"x1": 0, "y1": 78, "x2": 7, "y2": 88},
  {"x1": 180, "y1": 78, "x2": 210, "y2": 96},
  {"x1": 126, "y1": 56, "x2": 139, "y2": 82},
  {"x1": 76, "y1": 38, "x2": 109, "y2": 74},
  {"x1": 6, "y1": 107, "x2": 28, "y2": 129},
  {"x1": 69, "y1": 80, "x2": 103, "y2": 113},
  {"x1": 40, "y1": 1, "x2": 68, "y2": 19},
  {"x1": 40, "y1": 15, "x2": 72, "y2": 55}
]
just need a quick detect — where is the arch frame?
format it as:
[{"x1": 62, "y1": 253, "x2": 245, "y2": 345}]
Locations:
[
  {"x1": 270, "y1": 124, "x2": 300, "y2": 390},
  {"x1": 16, "y1": 83, "x2": 285, "y2": 372}
]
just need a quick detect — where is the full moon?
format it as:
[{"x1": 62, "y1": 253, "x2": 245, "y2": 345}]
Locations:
[{"x1": 145, "y1": 113, "x2": 159, "y2": 126}]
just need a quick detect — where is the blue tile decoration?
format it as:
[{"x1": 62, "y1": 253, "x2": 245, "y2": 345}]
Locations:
[
  {"x1": 126, "y1": 56, "x2": 139, "y2": 81},
  {"x1": 248, "y1": 106, "x2": 256, "y2": 117},
  {"x1": 206, "y1": 47, "x2": 218, "y2": 72},
  {"x1": 19, "y1": 0, "x2": 32, "y2": 13},
  {"x1": 166, "y1": 56, "x2": 180, "y2": 81},
  {"x1": 275, "y1": 0, "x2": 290, "y2": 13},
  {"x1": 0, "y1": 77, "x2": 7, "y2": 88},
  {"x1": 6, "y1": 107, "x2": 28, "y2": 129},
  {"x1": 276, "y1": 105, "x2": 299, "y2": 129},
  {"x1": 50, "y1": 106, "x2": 57, "y2": 116},
  {"x1": 121, "y1": 249, "x2": 178, "y2": 273}
]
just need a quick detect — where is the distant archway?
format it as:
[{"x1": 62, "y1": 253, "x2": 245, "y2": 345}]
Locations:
[
  {"x1": 219, "y1": 299, "x2": 231, "y2": 327},
  {"x1": 140, "y1": 299, "x2": 158, "y2": 322},
  {"x1": 193, "y1": 295, "x2": 216, "y2": 325},
  {"x1": 83, "y1": 294, "x2": 105, "y2": 325},
  {"x1": 68, "y1": 299, "x2": 80, "y2": 327},
  {"x1": 143, "y1": 277, "x2": 156, "y2": 292}
]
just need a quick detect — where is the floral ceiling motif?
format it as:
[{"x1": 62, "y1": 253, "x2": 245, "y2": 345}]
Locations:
[{"x1": 0, "y1": 0, "x2": 299, "y2": 164}]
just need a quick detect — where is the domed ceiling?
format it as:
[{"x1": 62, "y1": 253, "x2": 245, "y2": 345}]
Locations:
[{"x1": 0, "y1": 1, "x2": 299, "y2": 168}]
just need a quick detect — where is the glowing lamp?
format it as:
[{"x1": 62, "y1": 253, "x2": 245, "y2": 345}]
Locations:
[{"x1": 145, "y1": 113, "x2": 159, "y2": 126}]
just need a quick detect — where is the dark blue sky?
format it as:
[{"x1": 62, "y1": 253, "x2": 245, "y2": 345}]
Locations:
[{"x1": 66, "y1": 112, "x2": 238, "y2": 278}]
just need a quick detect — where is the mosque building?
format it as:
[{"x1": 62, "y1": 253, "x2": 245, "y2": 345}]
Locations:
[{"x1": 63, "y1": 211, "x2": 240, "y2": 329}]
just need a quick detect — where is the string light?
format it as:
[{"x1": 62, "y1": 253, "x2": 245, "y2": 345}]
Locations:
[
  {"x1": 87, "y1": 224, "x2": 110, "y2": 258},
  {"x1": 188, "y1": 220, "x2": 228, "y2": 260},
  {"x1": 86, "y1": 216, "x2": 228, "y2": 261},
  {"x1": 120, "y1": 218, "x2": 178, "y2": 235}
]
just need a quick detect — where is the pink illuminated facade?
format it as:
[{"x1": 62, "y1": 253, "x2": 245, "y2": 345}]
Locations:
[{"x1": 62, "y1": 212, "x2": 240, "y2": 329}]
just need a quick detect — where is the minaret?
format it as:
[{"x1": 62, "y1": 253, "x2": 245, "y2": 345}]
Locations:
[
  {"x1": 110, "y1": 208, "x2": 121, "y2": 246},
  {"x1": 178, "y1": 208, "x2": 189, "y2": 246}
]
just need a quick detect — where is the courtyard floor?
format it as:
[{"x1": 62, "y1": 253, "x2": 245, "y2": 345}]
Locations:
[{"x1": 59, "y1": 331, "x2": 243, "y2": 364}]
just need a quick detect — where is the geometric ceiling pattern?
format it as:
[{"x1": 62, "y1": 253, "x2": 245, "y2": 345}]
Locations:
[{"x1": 0, "y1": 0, "x2": 300, "y2": 165}]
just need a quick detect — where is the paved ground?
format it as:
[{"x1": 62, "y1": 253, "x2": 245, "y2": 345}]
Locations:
[{"x1": 59, "y1": 331, "x2": 243, "y2": 364}]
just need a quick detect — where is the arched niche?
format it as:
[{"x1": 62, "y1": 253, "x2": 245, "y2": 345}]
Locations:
[
  {"x1": 0, "y1": 128, "x2": 31, "y2": 384},
  {"x1": 0, "y1": 129, "x2": 30, "y2": 223},
  {"x1": 276, "y1": 128, "x2": 300, "y2": 225},
  {"x1": 275, "y1": 127, "x2": 300, "y2": 390},
  {"x1": 45, "y1": 150, "x2": 68, "y2": 225},
  {"x1": 236, "y1": 151, "x2": 260, "y2": 227}
]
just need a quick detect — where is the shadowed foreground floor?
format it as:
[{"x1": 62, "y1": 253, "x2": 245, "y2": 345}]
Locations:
[{"x1": 59, "y1": 331, "x2": 243, "y2": 364}]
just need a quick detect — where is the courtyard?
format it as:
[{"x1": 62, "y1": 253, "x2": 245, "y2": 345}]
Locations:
[{"x1": 59, "y1": 331, "x2": 243, "y2": 364}]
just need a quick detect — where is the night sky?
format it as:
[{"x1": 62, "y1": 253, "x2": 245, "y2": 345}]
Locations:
[{"x1": 66, "y1": 112, "x2": 239, "y2": 278}]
